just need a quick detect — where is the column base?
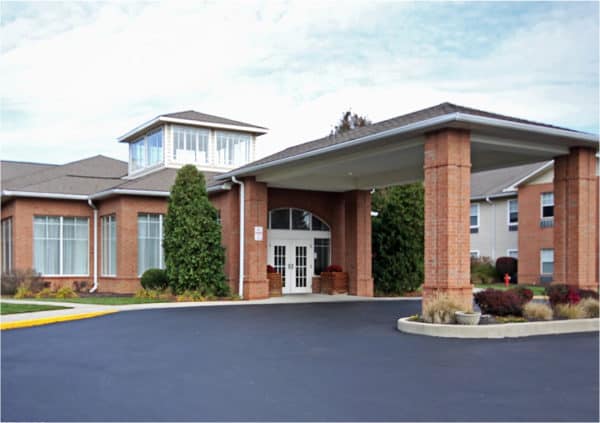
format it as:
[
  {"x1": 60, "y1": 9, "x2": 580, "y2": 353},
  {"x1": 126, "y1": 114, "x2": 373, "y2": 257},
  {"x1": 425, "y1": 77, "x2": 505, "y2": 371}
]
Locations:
[
  {"x1": 243, "y1": 279, "x2": 269, "y2": 300},
  {"x1": 350, "y1": 278, "x2": 374, "y2": 297},
  {"x1": 422, "y1": 285, "x2": 473, "y2": 311}
]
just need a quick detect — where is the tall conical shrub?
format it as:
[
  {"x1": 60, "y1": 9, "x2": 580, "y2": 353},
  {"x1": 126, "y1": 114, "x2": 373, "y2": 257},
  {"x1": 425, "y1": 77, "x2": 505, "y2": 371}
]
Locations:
[{"x1": 163, "y1": 165, "x2": 229, "y2": 296}]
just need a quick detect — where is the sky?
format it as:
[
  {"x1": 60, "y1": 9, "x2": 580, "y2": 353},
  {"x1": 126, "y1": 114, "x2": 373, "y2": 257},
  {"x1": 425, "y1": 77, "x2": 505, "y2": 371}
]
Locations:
[{"x1": 1, "y1": 0, "x2": 598, "y2": 165}]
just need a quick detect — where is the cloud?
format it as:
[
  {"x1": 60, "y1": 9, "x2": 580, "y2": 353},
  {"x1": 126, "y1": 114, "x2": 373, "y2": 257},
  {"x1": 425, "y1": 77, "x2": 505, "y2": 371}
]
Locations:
[{"x1": 0, "y1": 1, "x2": 598, "y2": 165}]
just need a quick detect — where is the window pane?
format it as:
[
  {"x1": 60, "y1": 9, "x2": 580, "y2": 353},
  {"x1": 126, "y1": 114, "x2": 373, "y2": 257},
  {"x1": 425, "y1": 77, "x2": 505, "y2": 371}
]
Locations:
[
  {"x1": 314, "y1": 238, "x2": 330, "y2": 275},
  {"x1": 130, "y1": 138, "x2": 145, "y2": 171},
  {"x1": 1, "y1": 218, "x2": 13, "y2": 273},
  {"x1": 312, "y1": 215, "x2": 330, "y2": 231},
  {"x1": 63, "y1": 217, "x2": 88, "y2": 275},
  {"x1": 216, "y1": 131, "x2": 251, "y2": 166},
  {"x1": 542, "y1": 205, "x2": 554, "y2": 218},
  {"x1": 508, "y1": 200, "x2": 518, "y2": 224},
  {"x1": 292, "y1": 209, "x2": 311, "y2": 230},
  {"x1": 138, "y1": 213, "x2": 164, "y2": 275},
  {"x1": 146, "y1": 129, "x2": 163, "y2": 166},
  {"x1": 541, "y1": 192, "x2": 554, "y2": 206},
  {"x1": 269, "y1": 209, "x2": 290, "y2": 229},
  {"x1": 470, "y1": 204, "x2": 478, "y2": 227},
  {"x1": 102, "y1": 215, "x2": 117, "y2": 276}
]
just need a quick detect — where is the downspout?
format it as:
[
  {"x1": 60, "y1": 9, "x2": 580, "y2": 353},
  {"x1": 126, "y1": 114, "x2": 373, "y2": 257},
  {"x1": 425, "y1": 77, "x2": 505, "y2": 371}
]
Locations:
[
  {"x1": 485, "y1": 196, "x2": 496, "y2": 260},
  {"x1": 231, "y1": 176, "x2": 245, "y2": 299},
  {"x1": 87, "y1": 198, "x2": 99, "y2": 293}
]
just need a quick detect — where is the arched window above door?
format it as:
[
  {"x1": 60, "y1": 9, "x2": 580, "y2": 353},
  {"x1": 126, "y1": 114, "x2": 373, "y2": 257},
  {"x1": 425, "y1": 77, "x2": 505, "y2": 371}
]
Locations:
[{"x1": 268, "y1": 208, "x2": 330, "y2": 232}]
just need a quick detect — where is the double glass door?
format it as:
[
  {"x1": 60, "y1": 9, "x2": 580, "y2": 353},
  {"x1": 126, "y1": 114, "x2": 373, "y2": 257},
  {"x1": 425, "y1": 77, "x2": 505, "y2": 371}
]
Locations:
[{"x1": 269, "y1": 241, "x2": 312, "y2": 294}]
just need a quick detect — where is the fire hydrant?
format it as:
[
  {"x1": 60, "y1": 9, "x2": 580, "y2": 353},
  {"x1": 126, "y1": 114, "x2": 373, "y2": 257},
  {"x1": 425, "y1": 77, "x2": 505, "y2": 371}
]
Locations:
[{"x1": 504, "y1": 273, "x2": 511, "y2": 287}]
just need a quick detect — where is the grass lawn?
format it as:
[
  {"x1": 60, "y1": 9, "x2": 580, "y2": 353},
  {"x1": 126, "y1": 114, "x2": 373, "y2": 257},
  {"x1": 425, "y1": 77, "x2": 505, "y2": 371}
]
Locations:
[
  {"x1": 29, "y1": 297, "x2": 171, "y2": 305},
  {"x1": 474, "y1": 283, "x2": 547, "y2": 296},
  {"x1": 1, "y1": 302, "x2": 71, "y2": 315}
]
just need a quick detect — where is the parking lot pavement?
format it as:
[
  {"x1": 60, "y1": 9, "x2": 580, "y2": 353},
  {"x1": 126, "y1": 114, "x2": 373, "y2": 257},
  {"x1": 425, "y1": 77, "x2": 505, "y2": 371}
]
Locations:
[{"x1": 2, "y1": 301, "x2": 598, "y2": 421}]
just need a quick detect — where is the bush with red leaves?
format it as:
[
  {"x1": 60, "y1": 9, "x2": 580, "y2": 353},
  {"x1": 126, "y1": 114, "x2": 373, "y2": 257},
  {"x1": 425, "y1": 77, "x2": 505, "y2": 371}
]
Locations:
[
  {"x1": 546, "y1": 284, "x2": 598, "y2": 306},
  {"x1": 510, "y1": 286, "x2": 533, "y2": 304},
  {"x1": 324, "y1": 264, "x2": 343, "y2": 272},
  {"x1": 474, "y1": 289, "x2": 526, "y2": 316},
  {"x1": 266, "y1": 265, "x2": 277, "y2": 273}
]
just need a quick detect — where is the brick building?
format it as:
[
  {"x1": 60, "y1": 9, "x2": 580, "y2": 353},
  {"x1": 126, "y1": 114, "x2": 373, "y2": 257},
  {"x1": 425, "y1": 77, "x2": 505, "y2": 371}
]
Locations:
[{"x1": 2, "y1": 103, "x2": 598, "y2": 304}]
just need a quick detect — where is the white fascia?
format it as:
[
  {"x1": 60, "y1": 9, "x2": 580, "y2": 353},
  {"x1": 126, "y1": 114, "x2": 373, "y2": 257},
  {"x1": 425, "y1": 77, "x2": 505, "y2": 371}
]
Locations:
[
  {"x1": 118, "y1": 117, "x2": 267, "y2": 143},
  {"x1": 1, "y1": 190, "x2": 89, "y2": 201},
  {"x1": 216, "y1": 112, "x2": 599, "y2": 181}
]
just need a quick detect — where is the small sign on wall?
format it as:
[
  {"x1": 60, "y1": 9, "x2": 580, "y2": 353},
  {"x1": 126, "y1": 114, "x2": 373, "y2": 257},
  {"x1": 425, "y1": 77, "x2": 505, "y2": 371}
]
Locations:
[{"x1": 254, "y1": 226, "x2": 263, "y2": 241}]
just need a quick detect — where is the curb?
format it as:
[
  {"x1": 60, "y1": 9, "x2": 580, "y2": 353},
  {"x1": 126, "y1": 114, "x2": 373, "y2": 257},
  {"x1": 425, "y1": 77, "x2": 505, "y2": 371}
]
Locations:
[
  {"x1": 397, "y1": 316, "x2": 599, "y2": 339},
  {"x1": 1, "y1": 310, "x2": 119, "y2": 331}
]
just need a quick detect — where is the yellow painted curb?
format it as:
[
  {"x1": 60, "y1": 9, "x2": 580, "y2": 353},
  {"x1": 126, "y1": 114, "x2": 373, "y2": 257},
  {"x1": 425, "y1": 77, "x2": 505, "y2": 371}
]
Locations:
[{"x1": 0, "y1": 310, "x2": 119, "y2": 331}]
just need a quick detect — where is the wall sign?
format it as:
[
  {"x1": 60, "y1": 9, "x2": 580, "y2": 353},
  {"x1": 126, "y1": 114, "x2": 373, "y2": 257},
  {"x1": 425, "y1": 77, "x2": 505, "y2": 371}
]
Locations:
[{"x1": 254, "y1": 226, "x2": 263, "y2": 241}]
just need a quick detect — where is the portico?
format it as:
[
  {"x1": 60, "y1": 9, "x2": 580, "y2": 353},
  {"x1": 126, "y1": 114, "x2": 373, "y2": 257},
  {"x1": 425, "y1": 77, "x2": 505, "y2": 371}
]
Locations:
[{"x1": 215, "y1": 103, "x2": 599, "y2": 305}]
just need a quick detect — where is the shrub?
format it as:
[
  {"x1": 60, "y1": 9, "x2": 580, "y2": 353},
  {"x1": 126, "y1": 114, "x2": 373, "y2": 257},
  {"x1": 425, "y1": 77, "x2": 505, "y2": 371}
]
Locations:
[
  {"x1": 474, "y1": 289, "x2": 525, "y2": 316},
  {"x1": 267, "y1": 265, "x2": 277, "y2": 273},
  {"x1": 470, "y1": 256, "x2": 498, "y2": 284},
  {"x1": 554, "y1": 303, "x2": 586, "y2": 320},
  {"x1": 14, "y1": 286, "x2": 34, "y2": 299},
  {"x1": 372, "y1": 183, "x2": 424, "y2": 295},
  {"x1": 35, "y1": 288, "x2": 55, "y2": 298},
  {"x1": 422, "y1": 294, "x2": 465, "y2": 324},
  {"x1": 578, "y1": 298, "x2": 599, "y2": 318},
  {"x1": 140, "y1": 268, "x2": 169, "y2": 290},
  {"x1": 324, "y1": 264, "x2": 343, "y2": 272},
  {"x1": 55, "y1": 287, "x2": 78, "y2": 299},
  {"x1": 176, "y1": 290, "x2": 205, "y2": 302},
  {"x1": 134, "y1": 289, "x2": 165, "y2": 300},
  {"x1": 495, "y1": 257, "x2": 518, "y2": 283},
  {"x1": 163, "y1": 165, "x2": 229, "y2": 296},
  {"x1": 2, "y1": 268, "x2": 44, "y2": 295},
  {"x1": 546, "y1": 284, "x2": 597, "y2": 306},
  {"x1": 510, "y1": 286, "x2": 533, "y2": 304},
  {"x1": 522, "y1": 302, "x2": 553, "y2": 321}
]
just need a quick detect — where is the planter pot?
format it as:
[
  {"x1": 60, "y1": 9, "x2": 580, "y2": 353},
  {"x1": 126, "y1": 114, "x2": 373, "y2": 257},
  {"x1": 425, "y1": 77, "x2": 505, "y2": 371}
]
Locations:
[
  {"x1": 312, "y1": 276, "x2": 321, "y2": 294},
  {"x1": 455, "y1": 311, "x2": 481, "y2": 325},
  {"x1": 267, "y1": 273, "x2": 282, "y2": 297},
  {"x1": 320, "y1": 272, "x2": 349, "y2": 295}
]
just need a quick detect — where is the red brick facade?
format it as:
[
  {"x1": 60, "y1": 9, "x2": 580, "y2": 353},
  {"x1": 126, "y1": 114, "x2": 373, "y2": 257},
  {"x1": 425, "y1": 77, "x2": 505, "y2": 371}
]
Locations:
[{"x1": 422, "y1": 129, "x2": 472, "y2": 310}]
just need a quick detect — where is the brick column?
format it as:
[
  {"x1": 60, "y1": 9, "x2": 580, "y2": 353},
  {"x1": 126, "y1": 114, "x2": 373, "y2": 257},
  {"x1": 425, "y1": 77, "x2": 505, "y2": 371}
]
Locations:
[
  {"x1": 553, "y1": 147, "x2": 598, "y2": 290},
  {"x1": 242, "y1": 177, "x2": 269, "y2": 299},
  {"x1": 344, "y1": 190, "x2": 373, "y2": 297},
  {"x1": 423, "y1": 129, "x2": 472, "y2": 310}
]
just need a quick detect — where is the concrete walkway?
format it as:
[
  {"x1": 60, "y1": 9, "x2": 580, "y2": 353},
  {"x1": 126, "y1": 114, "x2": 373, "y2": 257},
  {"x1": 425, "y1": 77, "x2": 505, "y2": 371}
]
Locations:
[{"x1": 1, "y1": 294, "x2": 419, "y2": 327}]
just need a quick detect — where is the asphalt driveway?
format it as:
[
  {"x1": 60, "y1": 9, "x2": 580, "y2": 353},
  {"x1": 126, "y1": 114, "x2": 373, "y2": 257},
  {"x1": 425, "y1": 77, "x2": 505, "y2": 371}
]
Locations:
[{"x1": 2, "y1": 301, "x2": 598, "y2": 421}]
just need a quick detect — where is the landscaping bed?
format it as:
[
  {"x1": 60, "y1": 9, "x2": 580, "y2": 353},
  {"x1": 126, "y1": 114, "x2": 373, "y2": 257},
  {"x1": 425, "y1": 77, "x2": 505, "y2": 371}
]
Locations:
[{"x1": 398, "y1": 284, "x2": 599, "y2": 338}]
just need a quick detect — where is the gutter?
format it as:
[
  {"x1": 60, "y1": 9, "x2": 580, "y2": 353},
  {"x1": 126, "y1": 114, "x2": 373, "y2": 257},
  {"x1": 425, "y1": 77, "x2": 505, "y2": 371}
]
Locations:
[
  {"x1": 87, "y1": 199, "x2": 99, "y2": 293},
  {"x1": 230, "y1": 176, "x2": 245, "y2": 299},
  {"x1": 216, "y1": 112, "x2": 599, "y2": 181}
]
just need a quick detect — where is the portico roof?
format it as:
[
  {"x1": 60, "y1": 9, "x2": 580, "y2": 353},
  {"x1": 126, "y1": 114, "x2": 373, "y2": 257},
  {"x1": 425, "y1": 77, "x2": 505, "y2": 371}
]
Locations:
[{"x1": 216, "y1": 103, "x2": 598, "y2": 192}]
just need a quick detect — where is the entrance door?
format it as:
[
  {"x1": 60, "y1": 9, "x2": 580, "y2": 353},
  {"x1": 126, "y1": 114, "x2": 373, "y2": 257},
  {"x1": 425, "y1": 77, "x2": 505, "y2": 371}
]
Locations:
[{"x1": 269, "y1": 241, "x2": 312, "y2": 294}]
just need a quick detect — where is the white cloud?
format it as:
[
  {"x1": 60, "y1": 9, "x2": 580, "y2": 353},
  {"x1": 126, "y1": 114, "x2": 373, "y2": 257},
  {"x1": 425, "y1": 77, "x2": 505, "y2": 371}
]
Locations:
[{"x1": 0, "y1": 1, "x2": 597, "y2": 165}]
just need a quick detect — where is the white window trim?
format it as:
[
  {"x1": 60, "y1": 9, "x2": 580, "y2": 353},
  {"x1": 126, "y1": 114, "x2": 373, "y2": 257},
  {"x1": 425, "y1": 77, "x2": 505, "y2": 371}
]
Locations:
[
  {"x1": 540, "y1": 192, "x2": 554, "y2": 220},
  {"x1": 507, "y1": 249, "x2": 518, "y2": 258},
  {"x1": 470, "y1": 203, "x2": 480, "y2": 229},
  {"x1": 34, "y1": 216, "x2": 90, "y2": 277},
  {"x1": 137, "y1": 213, "x2": 164, "y2": 277},
  {"x1": 507, "y1": 199, "x2": 518, "y2": 227},
  {"x1": 101, "y1": 215, "x2": 117, "y2": 277},
  {"x1": 470, "y1": 250, "x2": 480, "y2": 259},
  {"x1": 1, "y1": 218, "x2": 13, "y2": 273},
  {"x1": 540, "y1": 248, "x2": 554, "y2": 275}
]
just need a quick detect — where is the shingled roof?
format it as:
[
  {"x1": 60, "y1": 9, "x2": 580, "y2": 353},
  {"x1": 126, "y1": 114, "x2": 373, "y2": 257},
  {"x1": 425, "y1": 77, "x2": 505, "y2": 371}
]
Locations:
[
  {"x1": 226, "y1": 102, "x2": 581, "y2": 174},
  {"x1": 163, "y1": 110, "x2": 267, "y2": 131},
  {"x1": 470, "y1": 161, "x2": 550, "y2": 200}
]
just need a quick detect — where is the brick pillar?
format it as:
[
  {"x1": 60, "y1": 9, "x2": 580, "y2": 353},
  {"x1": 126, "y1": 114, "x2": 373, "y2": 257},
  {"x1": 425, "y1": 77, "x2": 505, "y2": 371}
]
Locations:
[
  {"x1": 553, "y1": 147, "x2": 599, "y2": 290},
  {"x1": 423, "y1": 129, "x2": 472, "y2": 311},
  {"x1": 242, "y1": 177, "x2": 269, "y2": 299},
  {"x1": 344, "y1": 190, "x2": 373, "y2": 297}
]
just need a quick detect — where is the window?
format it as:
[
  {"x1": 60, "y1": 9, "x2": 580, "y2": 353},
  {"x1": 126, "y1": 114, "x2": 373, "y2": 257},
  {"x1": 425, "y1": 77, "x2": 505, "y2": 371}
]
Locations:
[
  {"x1": 216, "y1": 131, "x2": 251, "y2": 166},
  {"x1": 470, "y1": 203, "x2": 480, "y2": 233},
  {"x1": 314, "y1": 238, "x2": 331, "y2": 275},
  {"x1": 507, "y1": 199, "x2": 518, "y2": 230},
  {"x1": 507, "y1": 249, "x2": 518, "y2": 259},
  {"x1": 138, "y1": 214, "x2": 164, "y2": 275},
  {"x1": 541, "y1": 192, "x2": 554, "y2": 219},
  {"x1": 268, "y1": 209, "x2": 330, "y2": 232},
  {"x1": 541, "y1": 249, "x2": 554, "y2": 275},
  {"x1": 1, "y1": 218, "x2": 13, "y2": 273},
  {"x1": 173, "y1": 126, "x2": 209, "y2": 164},
  {"x1": 34, "y1": 216, "x2": 89, "y2": 276},
  {"x1": 470, "y1": 250, "x2": 480, "y2": 259},
  {"x1": 101, "y1": 215, "x2": 117, "y2": 276},
  {"x1": 129, "y1": 128, "x2": 163, "y2": 172}
]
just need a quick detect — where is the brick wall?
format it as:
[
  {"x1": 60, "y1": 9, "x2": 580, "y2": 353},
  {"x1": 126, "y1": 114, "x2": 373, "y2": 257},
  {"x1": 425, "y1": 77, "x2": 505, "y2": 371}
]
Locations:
[{"x1": 517, "y1": 183, "x2": 554, "y2": 285}]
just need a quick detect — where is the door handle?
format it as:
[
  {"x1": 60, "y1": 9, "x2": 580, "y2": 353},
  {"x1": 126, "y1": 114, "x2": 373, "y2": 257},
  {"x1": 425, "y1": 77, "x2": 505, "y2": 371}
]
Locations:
[{"x1": 288, "y1": 263, "x2": 294, "y2": 269}]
